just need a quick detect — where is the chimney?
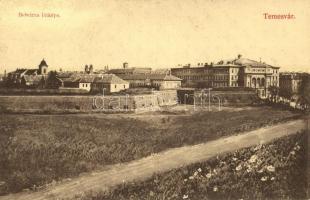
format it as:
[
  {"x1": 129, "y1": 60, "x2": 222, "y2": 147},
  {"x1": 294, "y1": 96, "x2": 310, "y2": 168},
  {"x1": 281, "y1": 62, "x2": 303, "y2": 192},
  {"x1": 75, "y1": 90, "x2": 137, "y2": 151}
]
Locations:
[
  {"x1": 89, "y1": 64, "x2": 93, "y2": 74},
  {"x1": 238, "y1": 54, "x2": 242, "y2": 59},
  {"x1": 85, "y1": 65, "x2": 89, "y2": 73},
  {"x1": 123, "y1": 62, "x2": 128, "y2": 69}
]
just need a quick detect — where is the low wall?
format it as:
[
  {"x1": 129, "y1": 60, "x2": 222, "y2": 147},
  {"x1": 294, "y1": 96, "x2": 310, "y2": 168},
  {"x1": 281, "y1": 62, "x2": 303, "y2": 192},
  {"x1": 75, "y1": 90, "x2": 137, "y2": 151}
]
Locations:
[
  {"x1": 0, "y1": 90, "x2": 178, "y2": 113},
  {"x1": 0, "y1": 88, "x2": 89, "y2": 95},
  {"x1": 177, "y1": 89, "x2": 259, "y2": 105}
]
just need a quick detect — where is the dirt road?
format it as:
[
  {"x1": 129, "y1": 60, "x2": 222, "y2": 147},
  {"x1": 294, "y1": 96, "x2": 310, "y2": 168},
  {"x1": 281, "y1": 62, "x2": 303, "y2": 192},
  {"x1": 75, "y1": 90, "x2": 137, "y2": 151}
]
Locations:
[{"x1": 1, "y1": 119, "x2": 307, "y2": 200}]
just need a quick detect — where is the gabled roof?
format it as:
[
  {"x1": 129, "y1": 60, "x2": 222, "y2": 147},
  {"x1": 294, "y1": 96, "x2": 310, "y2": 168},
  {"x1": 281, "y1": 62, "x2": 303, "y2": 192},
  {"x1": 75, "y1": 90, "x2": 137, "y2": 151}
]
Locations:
[
  {"x1": 57, "y1": 72, "x2": 75, "y2": 78},
  {"x1": 79, "y1": 76, "x2": 97, "y2": 83},
  {"x1": 24, "y1": 69, "x2": 38, "y2": 75},
  {"x1": 8, "y1": 68, "x2": 39, "y2": 75},
  {"x1": 59, "y1": 73, "x2": 128, "y2": 84}
]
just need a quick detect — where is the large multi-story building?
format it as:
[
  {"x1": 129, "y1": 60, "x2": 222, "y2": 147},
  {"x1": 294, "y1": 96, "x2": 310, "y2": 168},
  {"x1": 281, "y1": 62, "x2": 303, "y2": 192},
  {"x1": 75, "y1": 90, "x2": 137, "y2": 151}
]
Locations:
[
  {"x1": 171, "y1": 55, "x2": 280, "y2": 98},
  {"x1": 279, "y1": 72, "x2": 308, "y2": 97},
  {"x1": 108, "y1": 62, "x2": 152, "y2": 75}
]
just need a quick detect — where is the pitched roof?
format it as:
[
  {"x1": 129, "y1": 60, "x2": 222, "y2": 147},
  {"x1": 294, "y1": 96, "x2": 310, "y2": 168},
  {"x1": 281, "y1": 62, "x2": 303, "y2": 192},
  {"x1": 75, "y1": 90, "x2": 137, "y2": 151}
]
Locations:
[
  {"x1": 108, "y1": 67, "x2": 152, "y2": 74},
  {"x1": 39, "y1": 59, "x2": 48, "y2": 67},
  {"x1": 24, "y1": 69, "x2": 38, "y2": 75},
  {"x1": 59, "y1": 73, "x2": 128, "y2": 84},
  {"x1": 94, "y1": 74, "x2": 129, "y2": 84},
  {"x1": 117, "y1": 73, "x2": 182, "y2": 81},
  {"x1": 216, "y1": 57, "x2": 279, "y2": 68},
  {"x1": 57, "y1": 72, "x2": 74, "y2": 78},
  {"x1": 9, "y1": 69, "x2": 28, "y2": 74}
]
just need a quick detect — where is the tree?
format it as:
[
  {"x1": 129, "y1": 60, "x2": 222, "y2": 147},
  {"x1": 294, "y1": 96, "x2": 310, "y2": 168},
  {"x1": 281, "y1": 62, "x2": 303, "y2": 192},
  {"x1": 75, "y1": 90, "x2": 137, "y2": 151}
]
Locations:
[
  {"x1": 45, "y1": 71, "x2": 61, "y2": 89},
  {"x1": 268, "y1": 86, "x2": 279, "y2": 102},
  {"x1": 300, "y1": 74, "x2": 310, "y2": 105}
]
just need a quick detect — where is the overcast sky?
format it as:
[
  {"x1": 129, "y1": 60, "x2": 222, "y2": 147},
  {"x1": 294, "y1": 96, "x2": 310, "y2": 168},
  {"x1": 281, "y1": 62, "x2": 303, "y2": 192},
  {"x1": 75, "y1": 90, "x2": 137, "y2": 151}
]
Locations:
[{"x1": 0, "y1": 0, "x2": 310, "y2": 72}]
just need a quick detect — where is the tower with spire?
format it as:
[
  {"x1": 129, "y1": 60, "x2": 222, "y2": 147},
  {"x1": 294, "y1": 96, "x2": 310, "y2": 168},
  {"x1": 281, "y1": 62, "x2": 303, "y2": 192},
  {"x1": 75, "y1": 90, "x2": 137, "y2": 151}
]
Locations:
[{"x1": 38, "y1": 59, "x2": 48, "y2": 75}]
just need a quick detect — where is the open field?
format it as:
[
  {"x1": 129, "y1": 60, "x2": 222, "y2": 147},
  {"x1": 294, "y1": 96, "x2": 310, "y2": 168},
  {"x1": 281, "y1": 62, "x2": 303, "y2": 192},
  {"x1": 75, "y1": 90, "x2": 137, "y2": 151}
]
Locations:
[
  {"x1": 0, "y1": 106, "x2": 303, "y2": 195},
  {"x1": 84, "y1": 130, "x2": 308, "y2": 200},
  {"x1": 0, "y1": 119, "x2": 306, "y2": 200}
]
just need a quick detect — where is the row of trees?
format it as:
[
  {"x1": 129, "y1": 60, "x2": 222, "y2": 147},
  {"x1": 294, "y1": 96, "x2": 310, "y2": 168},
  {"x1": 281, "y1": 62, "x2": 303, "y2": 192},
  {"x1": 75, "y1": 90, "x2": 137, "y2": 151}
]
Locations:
[
  {"x1": 268, "y1": 74, "x2": 310, "y2": 109},
  {"x1": 0, "y1": 71, "x2": 61, "y2": 89}
]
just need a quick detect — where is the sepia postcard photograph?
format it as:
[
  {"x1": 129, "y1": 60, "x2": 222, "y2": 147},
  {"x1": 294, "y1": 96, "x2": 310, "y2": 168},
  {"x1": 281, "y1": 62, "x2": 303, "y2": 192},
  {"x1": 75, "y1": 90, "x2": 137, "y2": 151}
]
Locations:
[{"x1": 0, "y1": 0, "x2": 309, "y2": 199}]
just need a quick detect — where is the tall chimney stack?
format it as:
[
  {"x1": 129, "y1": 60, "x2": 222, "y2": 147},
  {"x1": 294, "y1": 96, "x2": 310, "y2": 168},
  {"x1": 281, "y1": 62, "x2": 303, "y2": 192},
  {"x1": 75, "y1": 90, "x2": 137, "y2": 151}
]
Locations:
[{"x1": 123, "y1": 62, "x2": 128, "y2": 69}]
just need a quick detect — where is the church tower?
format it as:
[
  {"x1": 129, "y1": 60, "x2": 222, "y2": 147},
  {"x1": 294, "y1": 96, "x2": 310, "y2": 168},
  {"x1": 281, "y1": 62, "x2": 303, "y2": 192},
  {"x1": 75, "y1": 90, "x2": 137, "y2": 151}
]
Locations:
[{"x1": 38, "y1": 59, "x2": 48, "y2": 75}]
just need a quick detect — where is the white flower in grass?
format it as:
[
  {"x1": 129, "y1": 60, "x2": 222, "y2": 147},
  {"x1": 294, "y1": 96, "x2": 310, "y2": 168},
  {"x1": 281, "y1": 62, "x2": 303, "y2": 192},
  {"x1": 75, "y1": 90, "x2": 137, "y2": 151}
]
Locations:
[
  {"x1": 254, "y1": 144, "x2": 262, "y2": 151},
  {"x1": 271, "y1": 177, "x2": 275, "y2": 181},
  {"x1": 213, "y1": 169, "x2": 217, "y2": 174},
  {"x1": 258, "y1": 168, "x2": 264, "y2": 173},
  {"x1": 249, "y1": 155, "x2": 258, "y2": 163},
  {"x1": 246, "y1": 168, "x2": 252, "y2": 173},
  {"x1": 294, "y1": 145, "x2": 300, "y2": 151},
  {"x1": 189, "y1": 176, "x2": 194, "y2": 180},
  {"x1": 232, "y1": 157, "x2": 238, "y2": 161},
  {"x1": 213, "y1": 186, "x2": 218, "y2": 192},
  {"x1": 183, "y1": 194, "x2": 189, "y2": 199},
  {"x1": 236, "y1": 165, "x2": 242, "y2": 171},
  {"x1": 290, "y1": 151, "x2": 296, "y2": 155},
  {"x1": 206, "y1": 173, "x2": 212, "y2": 178},
  {"x1": 198, "y1": 168, "x2": 202, "y2": 172},
  {"x1": 184, "y1": 178, "x2": 188, "y2": 182},
  {"x1": 193, "y1": 171, "x2": 198, "y2": 176},
  {"x1": 261, "y1": 176, "x2": 268, "y2": 181},
  {"x1": 267, "y1": 165, "x2": 275, "y2": 172}
]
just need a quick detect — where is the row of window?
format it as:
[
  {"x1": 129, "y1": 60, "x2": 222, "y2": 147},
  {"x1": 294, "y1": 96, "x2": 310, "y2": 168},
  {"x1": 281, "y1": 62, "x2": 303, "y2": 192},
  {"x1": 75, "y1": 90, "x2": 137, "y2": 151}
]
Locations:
[
  {"x1": 231, "y1": 75, "x2": 238, "y2": 81},
  {"x1": 179, "y1": 75, "x2": 231, "y2": 81},
  {"x1": 91, "y1": 84, "x2": 127, "y2": 89}
]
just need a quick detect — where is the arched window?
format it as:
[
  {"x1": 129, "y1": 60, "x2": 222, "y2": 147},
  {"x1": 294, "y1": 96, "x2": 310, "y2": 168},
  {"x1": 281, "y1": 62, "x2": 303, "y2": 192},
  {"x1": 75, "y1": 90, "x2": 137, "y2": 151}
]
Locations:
[{"x1": 252, "y1": 78, "x2": 256, "y2": 88}]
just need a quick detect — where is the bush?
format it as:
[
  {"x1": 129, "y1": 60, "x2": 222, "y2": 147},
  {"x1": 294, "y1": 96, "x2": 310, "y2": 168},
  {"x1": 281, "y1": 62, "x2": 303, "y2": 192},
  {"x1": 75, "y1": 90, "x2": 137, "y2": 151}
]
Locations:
[{"x1": 89, "y1": 131, "x2": 307, "y2": 200}]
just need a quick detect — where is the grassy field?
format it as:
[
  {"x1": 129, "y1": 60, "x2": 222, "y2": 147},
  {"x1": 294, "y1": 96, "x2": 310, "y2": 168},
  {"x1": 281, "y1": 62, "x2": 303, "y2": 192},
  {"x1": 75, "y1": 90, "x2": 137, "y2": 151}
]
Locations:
[
  {"x1": 83, "y1": 131, "x2": 308, "y2": 200},
  {"x1": 0, "y1": 106, "x2": 302, "y2": 195}
]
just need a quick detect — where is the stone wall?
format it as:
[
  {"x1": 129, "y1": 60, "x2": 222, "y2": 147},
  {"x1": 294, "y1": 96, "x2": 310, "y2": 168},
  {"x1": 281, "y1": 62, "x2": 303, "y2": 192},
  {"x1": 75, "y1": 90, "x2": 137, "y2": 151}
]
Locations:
[{"x1": 0, "y1": 90, "x2": 178, "y2": 113}]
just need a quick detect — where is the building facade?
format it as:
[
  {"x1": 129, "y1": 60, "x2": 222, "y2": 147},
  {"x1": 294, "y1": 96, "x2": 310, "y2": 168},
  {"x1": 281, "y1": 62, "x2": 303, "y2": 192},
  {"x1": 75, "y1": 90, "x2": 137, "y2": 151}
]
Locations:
[
  {"x1": 6, "y1": 59, "x2": 49, "y2": 88},
  {"x1": 60, "y1": 73, "x2": 129, "y2": 93},
  {"x1": 279, "y1": 72, "x2": 307, "y2": 98},
  {"x1": 116, "y1": 73, "x2": 181, "y2": 90},
  {"x1": 171, "y1": 55, "x2": 280, "y2": 98}
]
